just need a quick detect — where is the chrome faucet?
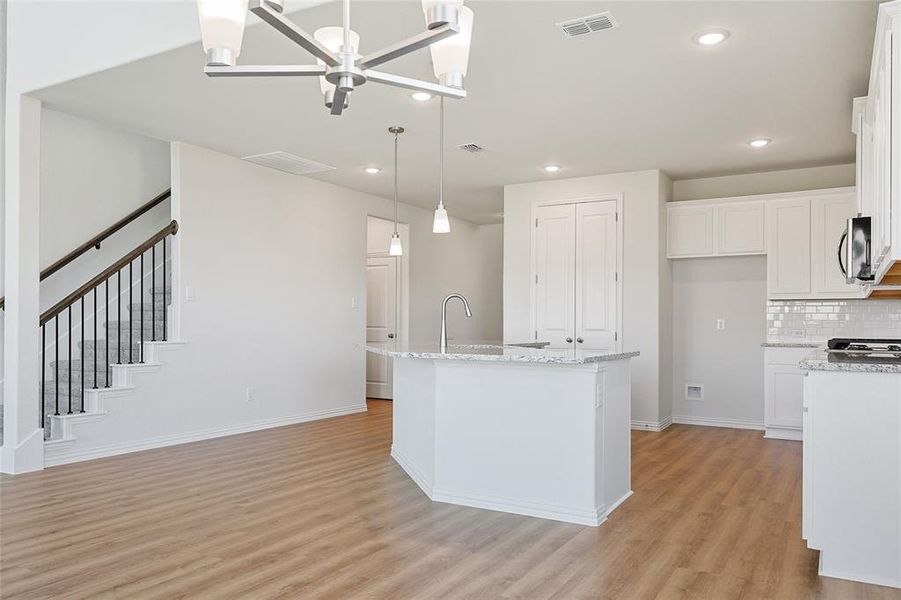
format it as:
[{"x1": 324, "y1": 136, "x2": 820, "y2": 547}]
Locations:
[{"x1": 440, "y1": 293, "x2": 472, "y2": 352}]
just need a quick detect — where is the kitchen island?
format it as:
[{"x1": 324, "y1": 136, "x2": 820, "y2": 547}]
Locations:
[{"x1": 364, "y1": 343, "x2": 639, "y2": 526}]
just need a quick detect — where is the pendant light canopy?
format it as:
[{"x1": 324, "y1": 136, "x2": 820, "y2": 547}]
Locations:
[
  {"x1": 389, "y1": 126, "x2": 405, "y2": 256},
  {"x1": 432, "y1": 97, "x2": 451, "y2": 234},
  {"x1": 197, "y1": 0, "x2": 250, "y2": 66}
]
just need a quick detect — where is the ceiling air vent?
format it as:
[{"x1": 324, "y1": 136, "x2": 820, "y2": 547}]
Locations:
[
  {"x1": 457, "y1": 143, "x2": 485, "y2": 153},
  {"x1": 241, "y1": 151, "x2": 336, "y2": 176},
  {"x1": 556, "y1": 11, "x2": 619, "y2": 38}
]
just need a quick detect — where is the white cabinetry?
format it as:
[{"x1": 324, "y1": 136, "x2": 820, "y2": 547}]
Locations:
[
  {"x1": 667, "y1": 200, "x2": 764, "y2": 258},
  {"x1": 767, "y1": 199, "x2": 812, "y2": 297},
  {"x1": 533, "y1": 200, "x2": 619, "y2": 349},
  {"x1": 763, "y1": 347, "x2": 809, "y2": 441}
]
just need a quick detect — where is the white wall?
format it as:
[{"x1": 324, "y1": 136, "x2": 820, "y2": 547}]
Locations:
[
  {"x1": 672, "y1": 164, "x2": 855, "y2": 202},
  {"x1": 671, "y1": 256, "x2": 767, "y2": 428},
  {"x1": 55, "y1": 142, "x2": 502, "y2": 455},
  {"x1": 39, "y1": 109, "x2": 171, "y2": 310},
  {"x1": 504, "y1": 170, "x2": 672, "y2": 427}
]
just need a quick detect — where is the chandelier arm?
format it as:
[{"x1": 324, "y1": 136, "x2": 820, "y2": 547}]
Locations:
[
  {"x1": 204, "y1": 65, "x2": 328, "y2": 78},
  {"x1": 249, "y1": 0, "x2": 340, "y2": 67},
  {"x1": 357, "y1": 23, "x2": 459, "y2": 71},
  {"x1": 365, "y1": 71, "x2": 467, "y2": 99},
  {"x1": 330, "y1": 88, "x2": 349, "y2": 115}
]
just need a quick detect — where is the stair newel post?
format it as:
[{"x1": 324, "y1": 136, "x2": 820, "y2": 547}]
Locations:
[
  {"x1": 81, "y1": 296, "x2": 85, "y2": 413},
  {"x1": 41, "y1": 324, "x2": 45, "y2": 428},
  {"x1": 105, "y1": 279, "x2": 110, "y2": 388},
  {"x1": 117, "y1": 270, "x2": 122, "y2": 365},
  {"x1": 152, "y1": 244, "x2": 156, "y2": 342},
  {"x1": 93, "y1": 286, "x2": 98, "y2": 389},
  {"x1": 128, "y1": 261, "x2": 133, "y2": 364},
  {"x1": 162, "y1": 238, "x2": 167, "y2": 342},
  {"x1": 54, "y1": 317, "x2": 59, "y2": 416},
  {"x1": 67, "y1": 305, "x2": 73, "y2": 415},
  {"x1": 140, "y1": 251, "x2": 144, "y2": 364}
]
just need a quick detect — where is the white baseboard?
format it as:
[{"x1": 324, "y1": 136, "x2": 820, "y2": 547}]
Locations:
[
  {"x1": 431, "y1": 487, "x2": 605, "y2": 527},
  {"x1": 672, "y1": 415, "x2": 764, "y2": 431},
  {"x1": 631, "y1": 416, "x2": 672, "y2": 432},
  {"x1": 390, "y1": 446, "x2": 434, "y2": 497},
  {"x1": 44, "y1": 403, "x2": 368, "y2": 467},
  {"x1": 764, "y1": 427, "x2": 802, "y2": 441}
]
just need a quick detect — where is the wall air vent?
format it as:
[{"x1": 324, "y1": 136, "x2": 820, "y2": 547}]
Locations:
[
  {"x1": 241, "y1": 152, "x2": 336, "y2": 176},
  {"x1": 457, "y1": 143, "x2": 485, "y2": 153},
  {"x1": 685, "y1": 384, "x2": 705, "y2": 401},
  {"x1": 556, "y1": 11, "x2": 619, "y2": 38}
]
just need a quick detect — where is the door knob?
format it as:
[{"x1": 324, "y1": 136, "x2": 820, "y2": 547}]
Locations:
[
  {"x1": 566, "y1": 337, "x2": 573, "y2": 343},
  {"x1": 388, "y1": 333, "x2": 395, "y2": 339},
  {"x1": 576, "y1": 337, "x2": 584, "y2": 344}
]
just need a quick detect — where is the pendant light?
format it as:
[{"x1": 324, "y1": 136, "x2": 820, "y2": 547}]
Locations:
[
  {"x1": 389, "y1": 126, "x2": 405, "y2": 256},
  {"x1": 432, "y1": 97, "x2": 451, "y2": 234}
]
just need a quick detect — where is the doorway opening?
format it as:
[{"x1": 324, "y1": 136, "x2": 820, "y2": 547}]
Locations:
[{"x1": 365, "y1": 216, "x2": 410, "y2": 399}]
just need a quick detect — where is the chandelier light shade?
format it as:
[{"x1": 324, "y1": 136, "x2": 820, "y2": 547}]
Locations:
[
  {"x1": 200, "y1": 0, "x2": 472, "y2": 116},
  {"x1": 426, "y1": 5, "x2": 473, "y2": 88},
  {"x1": 389, "y1": 126, "x2": 405, "y2": 256},
  {"x1": 197, "y1": 0, "x2": 250, "y2": 66},
  {"x1": 433, "y1": 97, "x2": 451, "y2": 234},
  {"x1": 314, "y1": 26, "x2": 361, "y2": 108}
]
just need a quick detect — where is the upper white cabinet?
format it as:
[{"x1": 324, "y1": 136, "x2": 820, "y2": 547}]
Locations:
[
  {"x1": 767, "y1": 198, "x2": 812, "y2": 297},
  {"x1": 667, "y1": 199, "x2": 764, "y2": 258}
]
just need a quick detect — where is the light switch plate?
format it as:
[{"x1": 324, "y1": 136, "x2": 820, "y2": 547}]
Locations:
[{"x1": 716, "y1": 319, "x2": 726, "y2": 331}]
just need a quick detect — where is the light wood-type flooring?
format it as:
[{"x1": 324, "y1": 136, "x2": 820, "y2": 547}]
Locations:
[{"x1": 2, "y1": 400, "x2": 899, "y2": 599}]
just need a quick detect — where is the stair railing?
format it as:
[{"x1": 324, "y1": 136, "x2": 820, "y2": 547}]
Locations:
[
  {"x1": 0, "y1": 188, "x2": 171, "y2": 311},
  {"x1": 38, "y1": 220, "x2": 178, "y2": 430}
]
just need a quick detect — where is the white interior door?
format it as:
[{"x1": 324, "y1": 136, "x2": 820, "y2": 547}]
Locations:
[
  {"x1": 534, "y1": 204, "x2": 575, "y2": 348},
  {"x1": 575, "y1": 201, "x2": 618, "y2": 349},
  {"x1": 366, "y1": 257, "x2": 398, "y2": 399}
]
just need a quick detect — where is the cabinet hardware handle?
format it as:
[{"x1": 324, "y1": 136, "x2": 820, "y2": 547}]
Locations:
[
  {"x1": 576, "y1": 337, "x2": 584, "y2": 343},
  {"x1": 566, "y1": 337, "x2": 573, "y2": 343},
  {"x1": 388, "y1": 333, "x2": 395, "y2": 339}
]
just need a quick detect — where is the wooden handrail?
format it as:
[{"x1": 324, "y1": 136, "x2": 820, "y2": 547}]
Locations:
[
  {"x1": 40, "y1": 220, "x2": 178, "y2": 325},
  {"x1": 0, "y1": 188, "x2": 171, "y2": 311}
]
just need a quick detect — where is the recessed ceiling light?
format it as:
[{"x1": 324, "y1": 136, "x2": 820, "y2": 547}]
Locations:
[
  {"x1": 364, "y1": 167, "x2": 382, "y2": 174},
  {"x1": 544, "y1": 165, "x2": 562, "y2": 173},
  {"x1": 411, "y1": 91, "x2": 433, "y2": 102},
  {"x1": 747, "y1": 138, "x2": 772, "y2": 149},
  {"x1": 694, "y1": 29, "x2": 730, "y2": 46}
]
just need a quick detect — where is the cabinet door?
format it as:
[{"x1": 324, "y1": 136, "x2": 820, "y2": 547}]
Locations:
[
  {"x1": 575, "y1": 201, "x2": 617, "y2": 349},
  {"x1": 667, "y1": 204, "x2": 714, "y2": 257},
  {"x1": 811, "y1": 194, "x2": 863, "y2": 296},
  {"x1": 715, "y1": 201, "x2": 766, "y2": 255},
  {"x1": 802, "y1": 374, "x2": 813, "y2": 544},
  {"x1": 534, "y1": 204, "x2": 575, "y2": 348},
  {"x1": 765, "y1": 364, "x2": 804, "y2": 430},
  {"x1": 767, "y1": 199, "x2": 812, "y2": 297}
]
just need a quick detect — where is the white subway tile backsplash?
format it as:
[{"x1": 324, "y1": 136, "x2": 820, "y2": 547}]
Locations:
[{"x1": 766, "y1": 299, "x2": 901, "y2": 341}]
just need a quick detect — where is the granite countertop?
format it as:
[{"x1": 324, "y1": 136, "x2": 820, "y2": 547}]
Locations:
[
  {"x1": 365, "y1": 342, "x2": 640, "y2": 365},
  {"x1": 799, "y1": 349, "x2": 901, "y2": 374},
  {"x1": 761, "y1": 341, "x2": 824, "y2": 349}
]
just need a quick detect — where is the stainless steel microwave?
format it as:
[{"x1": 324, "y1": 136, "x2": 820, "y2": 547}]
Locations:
[{"x1": 839, "y1": 216, "x2": 874, "y2": 283}]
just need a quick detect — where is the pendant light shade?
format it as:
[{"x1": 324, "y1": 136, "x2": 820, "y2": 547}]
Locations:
[
  {"x1": 314, "y1": 26, "x2": 361, "y2": 107},
  {"x1": 425, "y1": 5, "x2": 473, "y2": 88},
  {"x1": 389, "y1": 233, "x2": 404, "y2": 256},
  {"x1": 432, "y1": 205, "x2": 450, "y2": 233},
  {"x1": 198, "y1": 0, "x2": 249, "y2": 66},
  {"x1": 388, "y1": 126, "x2": 405, "y2": 256}
]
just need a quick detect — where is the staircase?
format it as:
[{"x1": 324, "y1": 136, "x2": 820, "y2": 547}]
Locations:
[{"x1": 42, "y1": 286, "x2": 171, "y2": 439}]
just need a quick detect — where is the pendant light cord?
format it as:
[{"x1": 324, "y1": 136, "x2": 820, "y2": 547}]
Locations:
[
  {"x1": 394, "y1": 130, "x2": 399, "y2": 234},
  {"x1": 439, "y1": 96, "x2": 444, "y2": 209}
]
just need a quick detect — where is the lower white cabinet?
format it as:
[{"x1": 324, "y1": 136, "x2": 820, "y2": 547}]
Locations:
[{"x1": 763, "y1": 347, "x2": 810, "y2": 440}]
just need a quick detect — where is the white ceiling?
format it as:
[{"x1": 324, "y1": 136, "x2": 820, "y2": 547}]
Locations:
[{"x1": 35, "y1": 1, "x2": 878, "y2": 224}]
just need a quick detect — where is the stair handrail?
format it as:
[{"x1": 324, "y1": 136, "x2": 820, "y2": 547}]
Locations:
[
  {"x1": 40, "y1": 220, "x2": 178, "y2": 326},
  {"x1": 0, "y1": 188, "x2": 171, "y2": 310}
]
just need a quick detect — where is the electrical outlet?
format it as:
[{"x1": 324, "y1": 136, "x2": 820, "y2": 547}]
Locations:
[
  {"x1": 716, "y1": 319, "x2": 726, "y2": 331},
  {"x1": 185, "y1": 286, "x2": 195, "y2": 301},
  {"x1": 791, "y1": 329, "x2": 806, "y2": 338},
  {"x1": 351, "y1": 297, "x2": 358, "y2": 309},
  {"x1": 246, "y1": 387, "x2": 255, "y2": 402}
]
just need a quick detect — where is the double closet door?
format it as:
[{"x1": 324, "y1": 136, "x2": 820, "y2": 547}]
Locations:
[{"x1": 533, "y1": 200, "x2": 618, "y2": 349}]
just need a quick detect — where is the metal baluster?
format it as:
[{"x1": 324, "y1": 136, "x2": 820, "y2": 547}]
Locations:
[
  {"x1": 129, "y1": 261, "x2": 133, "y2": 364},
  {"x1": 162, "y1": 238, "x2": 167, "y2": 342},
  {"x1": 68, "y1": 305, "x2": 73, "y2": 415},
  {"x1": 41, "y1": 324, "x2": 46, "y2": 428},
  {"x1": 117, "y1": 270, "x2": 122, "y2": 365},
  {"x1": 81, "y1": 297, "x2": 85, "y2": 413},
  {"x1": 93, "y1": 287, "x2": 98, "y2": 389},
  {"x1": 55, "y1": 317, "x2": 59, "y2": 416},
  {"x1": 140, "y1": 252, "x2": 145, "y2": 363},
  {"x1": 106, "y1": 279, "x2": 110, "y2": 387},
  {"x1": 152, "y1": 244, "x2": 156, "y2": 342}
]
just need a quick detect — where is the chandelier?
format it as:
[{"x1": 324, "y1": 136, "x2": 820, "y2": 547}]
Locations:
[{"x1": 197, "y1": 0, "x2": 474, "y2": 115}]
